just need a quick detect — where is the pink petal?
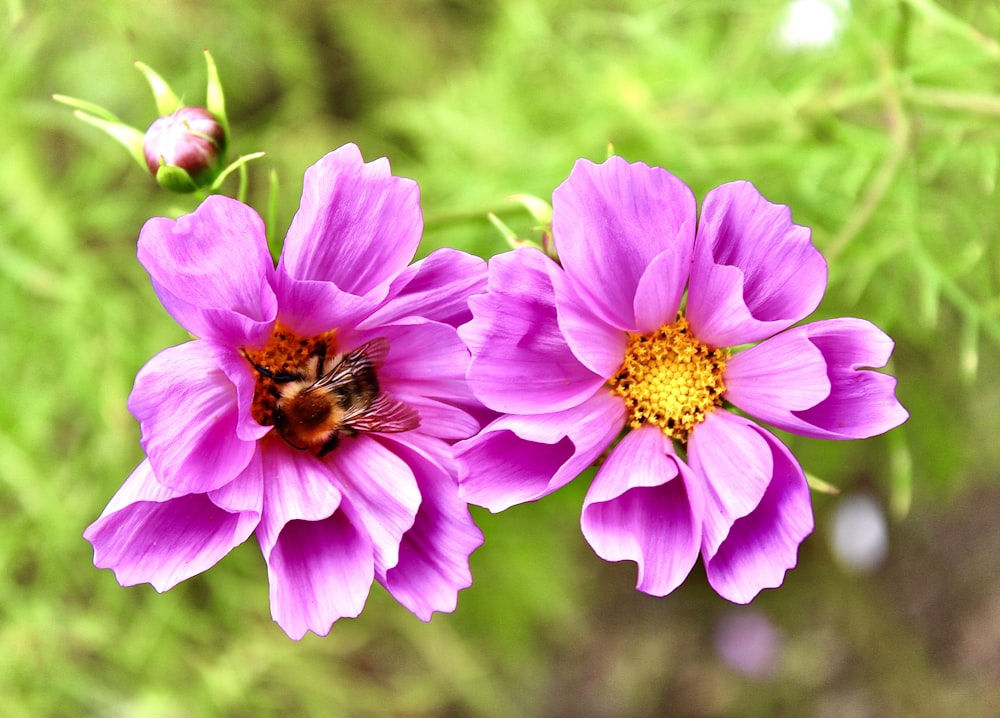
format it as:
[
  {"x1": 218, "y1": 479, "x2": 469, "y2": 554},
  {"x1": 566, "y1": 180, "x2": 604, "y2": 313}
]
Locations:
[
  {"x1": 724, "y1": 327, "x2": 831, "y2": 420},
  {"x1": 632, "y1": 245, "x2": 695, "y2": 335},
  {"x1": 552, "y1": 156, "x2": 696, "y2": 332},
  {"x1": 687, "y1": 181, "x2": 827, "y2": 347},
  {"x1": 456, "y1": 391, "x2": 625, "y2": 511},
  {"x1": 279, "y1": 144, "x2": 421, "y2": 301},
  {"x1": 459, "y1": 249, "x2": 607, "y2": 414},
  {"x1": 376, "y1": 434, "x2": 483, "y2": 619},
  {"x1": 687, "y1": 410, "x2": 775, "y2": 560},
  {"x1": 731, "y1": 318, "x2": 908, "y2": 439},
  {"x1": 84, "y1": 457, "x2": 262, "y2": 591},
  {"x1": 581, "y1": 426, "x2": 703, "y2": 596},
  {"x1": 129, "y1": 341, "x2": 268, "y2": 494},
  {"x1": 702, "y1": 426, "x2": 814, "y2": 603},
  {"x1": 323, "y1": 435, "x2": 421, "y2": 576},
  {"x1": 137, "y1": 196, "x2": 277, "y2": 347},
  {"x1": 271, "y1": 273, "x2": 381, "y2": 338},
  {"x1": 367, "y1": 320, "x2": 481, "y2": 439},
  {"x1": 256, "y1": 443, "x2": 374, "y2": 639},
  {"x1": 365, "y1": 248, "x2": 488, "y2": 328},
  {"x1": 366, "y1": 319, "x2": 469, "y2": 390},
  {"x1": 263, "y1": 507, "x2": 374, "y2": 639},
  {"x1": 393, "y1": 393, "x2": 481, "y2": 440},
  {"x1": 546, "y1": 255, "x2": 628, "y2": 378}
]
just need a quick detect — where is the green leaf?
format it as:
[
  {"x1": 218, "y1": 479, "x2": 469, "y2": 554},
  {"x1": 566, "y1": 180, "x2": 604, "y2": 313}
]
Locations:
[
  {"x1": 135, "y1": 61, "x2": 182, "y2": 116},
  {"x1": 68, "y1": 111, "x2": 147, "y2": 170},
  {"x1": 203, "y1": 49, "x2": 229, "y2": 140}
]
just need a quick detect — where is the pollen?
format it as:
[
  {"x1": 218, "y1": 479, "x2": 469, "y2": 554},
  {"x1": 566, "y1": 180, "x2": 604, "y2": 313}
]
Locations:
[
  {"x1": 242, "y1": 322, "x2": 337, "y2": 427},
  {"x1": 609, "y1": 314, "x2": 729, "y2": 441}
]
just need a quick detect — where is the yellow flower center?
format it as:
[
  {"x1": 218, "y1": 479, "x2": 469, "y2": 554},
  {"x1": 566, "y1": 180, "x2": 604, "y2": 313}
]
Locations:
[{"x1": 609, "y1": 314, "x2": 729, "y2": 441}]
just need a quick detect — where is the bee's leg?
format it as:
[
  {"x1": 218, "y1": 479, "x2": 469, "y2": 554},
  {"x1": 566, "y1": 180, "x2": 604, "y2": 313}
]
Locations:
[
  {"x1": 240, "y1": 350, "x2": 299, "y2": 383},
  {"x1": 317, "y1": 434, "x2": 340, "y2": 458},
  {"x1": 314, "y1": 340, "x2": 328, "y2": 371}
]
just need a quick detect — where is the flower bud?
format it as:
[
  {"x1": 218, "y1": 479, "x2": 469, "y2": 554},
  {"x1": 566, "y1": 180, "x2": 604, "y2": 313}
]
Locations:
[{"x1": 143, "y1": 107, "x2": 227, "y2": 191}]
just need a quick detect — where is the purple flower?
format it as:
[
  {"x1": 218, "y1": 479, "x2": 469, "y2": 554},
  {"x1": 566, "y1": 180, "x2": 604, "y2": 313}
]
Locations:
[
  {"x1": 85, "y1": 144, "x2": 486, "y2": 639},
  {"x1": 456, "y1": 156, "x2": 908, "y2": 602}
]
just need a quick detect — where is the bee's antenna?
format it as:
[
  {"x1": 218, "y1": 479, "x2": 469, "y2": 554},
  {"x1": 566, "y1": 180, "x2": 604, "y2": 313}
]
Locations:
[{"x1": 240, "y1": 349, "x2": 298, "y2": 383}]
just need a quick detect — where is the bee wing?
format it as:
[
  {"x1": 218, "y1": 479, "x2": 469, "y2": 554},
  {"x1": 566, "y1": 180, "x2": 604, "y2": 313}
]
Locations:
[
  {"x1": 346, "y1": 392, "x2": 420, "y2": 434},
  {"x1": 349, "y1": 337, "x2": 391, "y2": 369}
]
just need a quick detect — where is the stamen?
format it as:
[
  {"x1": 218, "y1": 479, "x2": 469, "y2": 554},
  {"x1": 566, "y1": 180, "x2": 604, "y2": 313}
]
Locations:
[{"x1": 609, "y1": 314, "x2": 728, "y2": 441}]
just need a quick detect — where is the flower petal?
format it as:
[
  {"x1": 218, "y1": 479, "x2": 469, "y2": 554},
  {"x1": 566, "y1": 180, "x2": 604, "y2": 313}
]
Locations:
[
  {"x1": 460, "y1": 249, "x2": 607, "y2": 414},
  {"x1": 279, "y1": 143, "x2": 421, "y2": 300},
  {"x1": 687, "y1": 181, "x2": 827, "y2": 347},
  {"x1": 256, "y1": 443, "x2": 373, "y2": 639},
  {"x1": 324, "y1": 435, "x2": 421, "y2": 576},
  {"x1": 724, "y1": 327, "x2": 831, "y2": 421},
  {"x1": 84, "y1": 457, "x2": 262, "y2": 592},
  {"x1": 137, "y1": 196, "x2": 277, "y2": 347},
  {"x1": 456, "y1": 390, "x2": 625, "y2": 511},
  {"x1": 687, "y1": 410, "x2": 774, "y2": 561},
  {"x1": 547, "y1": 255, "x2": 628, "y2": 378},
  {"x1": 703, "y1": 426, "x2": 814, "y2": 603},
  {"x1": 728, "y1": 318, "x2": 908, "y2": 439},
  {"x1": 376, "y1": 434, "x2": 483, "y2": 620},
  {"x1": 272, "y1": 274, "x2": 381, "y2": 338},
  {"x1": 263, "y1": 508, "x2": 373, "y2": 640},
  {"x1": 632, "y1": 245, "x2": 694, "y2": 335},
  {"x1": 365, "y1": 248, "x2": 488, "y2": 329},
  {"x1": 366, "y1": 320, "x2": 481, "y2": 439},
  {"x1": 581, "y1": 426, "x2": 703, "y2": 597},
  {"x1": 129, "y1": 341, "x2": 267, "y2": 494},
  {"x1": 552, "y1": 156, "x2": 696, "y2": 332}
]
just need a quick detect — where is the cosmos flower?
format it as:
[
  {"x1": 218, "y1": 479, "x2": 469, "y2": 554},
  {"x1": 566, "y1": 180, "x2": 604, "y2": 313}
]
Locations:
[
  {"x1": 456, "y1": 155, "x2": 908, "y2": 602},
  {"x1": 85, "y1": 144, "x2": 486, "y2": 639}
]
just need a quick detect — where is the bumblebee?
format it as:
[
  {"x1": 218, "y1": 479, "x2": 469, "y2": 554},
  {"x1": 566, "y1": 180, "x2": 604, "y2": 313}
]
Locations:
[{"x1": 244, "y1": 337, "x2": 419, "y2": 456}]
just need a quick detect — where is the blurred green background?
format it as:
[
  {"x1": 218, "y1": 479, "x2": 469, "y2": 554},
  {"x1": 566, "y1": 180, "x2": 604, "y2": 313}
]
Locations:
[{"x1": 3, "y1": 0, "x2": 999, "y2": 716}]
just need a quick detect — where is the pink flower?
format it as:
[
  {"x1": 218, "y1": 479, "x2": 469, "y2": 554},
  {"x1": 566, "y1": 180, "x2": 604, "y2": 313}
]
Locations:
[
  {"x1": 456, "y1": 156, "x2": 908, "y2": 602},
  {"x1": 85, "y1": 144, "x2": 486, "y2": 639}
]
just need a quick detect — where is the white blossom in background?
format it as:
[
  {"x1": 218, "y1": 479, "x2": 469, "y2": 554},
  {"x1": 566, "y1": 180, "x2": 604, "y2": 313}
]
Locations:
[
  {"x1": 775, "y1": 0, "x2": 851, "y2": 51},
  {"x1": 830, "y1": 493, "x2": 889, "y2": 573}
]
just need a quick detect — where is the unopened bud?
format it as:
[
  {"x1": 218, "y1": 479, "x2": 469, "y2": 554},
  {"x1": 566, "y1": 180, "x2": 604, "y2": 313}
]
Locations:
[{"x1": 143, "y1": 107, "x2": 226, "y2": 191}]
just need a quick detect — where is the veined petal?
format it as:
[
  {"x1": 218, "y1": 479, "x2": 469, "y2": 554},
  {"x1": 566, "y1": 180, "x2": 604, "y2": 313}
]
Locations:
[
  {"x1": 456, "y1": 390, "x2": 625, "y2": 511},
  {"x1": 365, "y1": 319, "x2": 469, "y2": 390},
  {"x1": 729, "y1": 318, "x2": 908, "y2": 439},
  {"x1": 687, "y1": 181, "x2": 827, "y2": 347},
  {"x1": 581, "y1": 426, "x2": 703, "y2": 597},
  {"x1": 632, "y1": 242, "x2": 696, "y2": 335},
  {"x1": 552, "y1": 156, "x2": 696, "y2": 332},
  {"x1": 84, "y1": 457, "x2": 262, "y2": 592},
  {"x1": 460, "y1": 249, "x2": 607, "y2": 414},
  {"x1": 367, "y1": 319, "x2": 481, "y2": 439},
  {"x1": 388, "y1": 393, "x2": 481, "y2": 441},
  {"x1": 687, "y1": 410, "x2": 774, "y2": 560},
  {"x1": 272, "y1": 271, "x2": 381, "y2": 338},
  {"x1": 724, "y1": 327, "x2": 831, "y2": 420},
  {"x1": 263, "y1": 507, "x2": 374, "y2": 640},
  {"x1": 137, "y1": 196, "x2": 277, "y2": 347},
  {"x1": 279, "y1": 144, "x2": 420, "y2": 301},
  {"x1": 257, "y1": 442, "x2": 373, "y2": 639},
  {"x1": 376, "y1": 434, "x2": 483, "y2": 620},
  {"x1": 545, "y1": 255, "x2": 628, "y2": 378},
  {"x1": 703, "y1": 426, "x2": 814, "y2": 603},
  {"x1": 324, "y1": 435, "x2": 421, "y2": 576},
  {"x1": 365, "y1": 248, "x2": 488, "y2": 328},
  {"x1": 129, "y1": 341, "x2": 267, "y2": 494}
]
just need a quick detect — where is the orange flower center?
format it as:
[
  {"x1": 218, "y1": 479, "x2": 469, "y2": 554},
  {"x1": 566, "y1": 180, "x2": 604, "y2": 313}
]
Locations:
[{"x1": 242, "y1": 323, "x2": 338, "y2": 428}]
